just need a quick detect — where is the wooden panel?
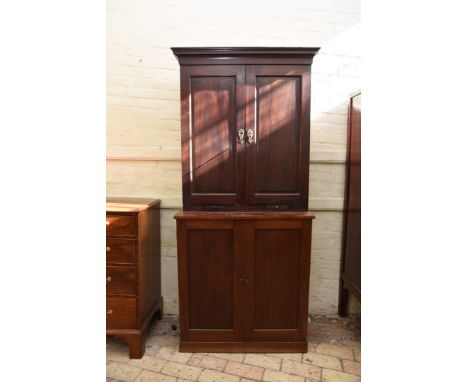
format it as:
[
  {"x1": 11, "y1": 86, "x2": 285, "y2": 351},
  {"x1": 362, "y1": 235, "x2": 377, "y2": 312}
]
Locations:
[
  {"x1": 245, "y1": 65, "x2": 310, "y2": 209},
  {"x1": 106, "y1": 298, "x2": 137, "y2": 329},
  {"x1": 106, "y1": 238, "x2": 136, "y2": 264},
  {"x1": 137, "y1": 205, "x2": 162, "y2": 325},
  {"x1": 339, "y1": 92, "x2": 361, "y2": 315},
  {"x1": 107, "y1": 265, "x2": 136, "y2": 296},
  {"x1": 244, "y1": 219, "x2": 312, "y2": 342},
  {"x1": 106, "y1": 214, "x2": 136, "y2": 237},
  {"x1": 253, "y1": 229, "x2": 300, "y2": 329},
  {"x1": 191, "y1": 76, "x2": 236, "y2": 193},
  {"x1": 187, "y1": 229, "x2": 234, "y2": 329},
  {"x1": 180, "y1": 65, "x2": 245, "y2": 208},
  {"x1": 255, "y1": 77, "x2": 300, "y2": 193},
  {"x1": 177, "y1": 219, "x2": 242, "y2": 342}
]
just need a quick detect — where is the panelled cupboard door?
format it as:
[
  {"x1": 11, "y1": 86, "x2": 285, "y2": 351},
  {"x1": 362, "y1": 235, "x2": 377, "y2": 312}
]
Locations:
[
  {"x1": 243, "y1": 219, "x2": 312, "y2": 341},
  {"x1": 180, "y1": 65, "x2": 246, "y2": 209},
  {"x1": 245, "y1": 65, "x2": 310, "y2": 209},
  {"x1": 177, "y1": 220, "x2": 243, "y2": 341}
]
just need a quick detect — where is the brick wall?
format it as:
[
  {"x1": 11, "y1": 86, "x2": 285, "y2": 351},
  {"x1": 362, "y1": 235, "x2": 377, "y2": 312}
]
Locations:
[{"x1": 107, "y1": 0, "x2": 361, "y2": 315}]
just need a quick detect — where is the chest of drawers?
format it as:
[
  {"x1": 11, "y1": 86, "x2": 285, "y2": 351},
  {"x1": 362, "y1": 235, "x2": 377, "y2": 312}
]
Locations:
[{"x1": 106, "y1": 197, "x2": 163, "y2": 358}]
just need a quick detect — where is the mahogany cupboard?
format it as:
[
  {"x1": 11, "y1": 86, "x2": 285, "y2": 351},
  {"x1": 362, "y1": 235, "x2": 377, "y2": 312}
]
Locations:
[
  {"x1": 175, "y1": 211, "x2": 314, "y2": 352},
  {"x1": 339, "y1": 92, "x2": 361, "y2": 315},
  {"x1": 172, "y1": 48, "x2": 319, "y2": 352},
  {"x1": 172, "y1": 47, "x2": 320, "y2": 211}
]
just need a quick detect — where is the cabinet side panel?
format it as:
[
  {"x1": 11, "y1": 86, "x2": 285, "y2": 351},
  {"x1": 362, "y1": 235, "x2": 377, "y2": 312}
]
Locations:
[
  {"x1": 138, "y1": 207, "x2": 161, "y2": 325},
  {"x1": 187, "y1": 228, "x2": 234, "y2": 329}
]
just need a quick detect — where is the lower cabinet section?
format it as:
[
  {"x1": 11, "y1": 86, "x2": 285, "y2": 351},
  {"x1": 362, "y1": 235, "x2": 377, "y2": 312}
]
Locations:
[{"x1": 175, "y1": 211, "x2": 314, "y2": 353}]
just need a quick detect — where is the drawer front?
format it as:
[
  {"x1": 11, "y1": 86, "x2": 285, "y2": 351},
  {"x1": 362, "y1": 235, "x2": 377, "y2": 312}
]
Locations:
[
  {"x1": 106, "y1": 215, "x2": 136, "y2": 237},
  {"x1": 106, "y1": 265, "x2": 136, "y2": 296},
  {"x1": 106, "y1": 297, "x2": 137, "y2": 330},
  {"x1": 106, "y1": 238, "x2": 136, "y2": 264}
]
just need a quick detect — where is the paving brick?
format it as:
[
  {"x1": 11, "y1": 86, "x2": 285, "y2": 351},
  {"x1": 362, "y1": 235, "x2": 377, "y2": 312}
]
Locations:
[
  {"x1": 106, "y1": 362, "x2": 142, "y2": 382},
  {"x1": 342, "y1": 360, "x2": 360, "y2": 376},
  {"x1": 224, "y1": 361, "x2": 264, "y2": 380},
  {"x1": 342, "y1": 339, "x2": 361, "y2": 349},
  {"x1": 244, "y1": 354, "x2": 281, "y2": 371},
  {"x1": 155, "y1": 346, "x2": 192, "y2": 364},
  {"x1": 281, "y1": 360, "x2": 321, "y2": 381},
  {"x1": 353, "y1": 348, "x2": 361, "y2": 362},
  {"x1": 303, "y1": 352, "x2": 342, "y2": 370},
  {"x1": 263, "y1": 369, "x2": 305, "y2": 382},
  {"x1": 268, "y1": 353, "x2": 302, "y2": 362},
  {"x1": 322, "y1": 369, "x2": 361, "y2": 382},
  {"x1": 209, "y1": 353, "x2": 245, "y2": 363},
  {"x1": 316, "y1": 343, "x2": 353, "y2": 360},
  {"x1": 161, "y1": 361, "x2": 202, "y2": 381},
  {"x1": 135, "y1": 370, "x2": 177, "y2": 382},
  {"x1": 198, "y1": 369, "x2": 240, "y2": 382},
  {"x1": 128, "y1": 355, "x2": 168, "y2": 373},
  {"x1": 187, "y1": 354, "x2": 227, "y2": 371}
]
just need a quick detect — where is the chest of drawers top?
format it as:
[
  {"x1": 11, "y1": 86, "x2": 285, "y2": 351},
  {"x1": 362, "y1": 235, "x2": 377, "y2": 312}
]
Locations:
[{"x1": 106, "y1": 197, "x2": 161, "y2": 214}]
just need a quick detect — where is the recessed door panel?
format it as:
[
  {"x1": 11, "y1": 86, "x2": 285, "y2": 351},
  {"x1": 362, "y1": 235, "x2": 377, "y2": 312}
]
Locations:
[
  {"x1": 243, "y1": 219, "x2": 312, "y2": 341},
  {"x1": 245, "y1": 65, "x2": 310, "y2": 209},
  {"x1": 180, "y1": 66, "x2": 245, "y2": 208},
  {"x1": 177, "y1": 220, "x2": 242, "y2": 342}
]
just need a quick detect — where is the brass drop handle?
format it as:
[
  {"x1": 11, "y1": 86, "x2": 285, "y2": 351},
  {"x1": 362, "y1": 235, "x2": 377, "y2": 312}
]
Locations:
[
  {"x1": 106, "y1": 246, "x2": 111, "y2": 252},
  {"x1": 106, "y1": 276, "x2": 112, "y2": 283},
  {"x1": 106, "y1": 309, "x2": 113, "y2": 318},
  {"x1": 247, "y1": 129, "x2": 254, "y2": 144},
  {"x1": 237, "y1": 129, "x2": 245, "y2": 144}
]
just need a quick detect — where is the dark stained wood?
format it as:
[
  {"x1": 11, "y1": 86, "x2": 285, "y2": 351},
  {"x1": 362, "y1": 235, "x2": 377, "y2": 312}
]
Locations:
[
  {"x1": 174, "y1": 49, "x2": 316, "y2": 211},
  {"x1": 106, "y1": 238, "x2": 136, "y2": 264},
  {"x1": 243, "y1": 219, "x2": 312, "y2": 342},
  {"x1": 106, "y1": 297, "x2": 137, "y2": 329},
  {"x1": 177, "y1": 219, "x2": 242, "y2": 342},
  {"x1": 175, "y1": 212, "x2": 314, "y2": 352},
  {"x1": 179, "y1": 341, "x2": 307, "y2": 353},
  {"x1": 106, "y1": 215, "x2": 136, "y2": 237},
  {"x1": 106, "y1": 197, "x2": 163, "y2": 358},
  {"x1": 172, "y1": 48, "x2": 318, "y2": 353},
  {"x1": 180, "y1": 65, "x2": 245, "y2": 208},
  {"x1": 339, "y1": 92, "x2": 361, "y2": 316},
  {"x1": 245, "y1": 65, "x2": 310, "y2": 209},
  {"x1": 171, "y1": 47, "x2": 320, "y2": 65},
  {"x1": 174, "y1": 210, "x2": 315, "y2": 220},
  {"x1": 107, "y1": 265, "x2": 136, "y2": 296}
]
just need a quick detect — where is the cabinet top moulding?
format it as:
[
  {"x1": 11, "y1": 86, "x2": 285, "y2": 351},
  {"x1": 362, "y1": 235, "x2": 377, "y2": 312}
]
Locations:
[{"x1": 171, "y1": 47, "x2": 320, "y2": 65}]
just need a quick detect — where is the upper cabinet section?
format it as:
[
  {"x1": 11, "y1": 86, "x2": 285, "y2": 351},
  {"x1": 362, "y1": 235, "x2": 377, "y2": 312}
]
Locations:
[{"x1": 172, "y1": 48, "x2": 320, "y2": 211}]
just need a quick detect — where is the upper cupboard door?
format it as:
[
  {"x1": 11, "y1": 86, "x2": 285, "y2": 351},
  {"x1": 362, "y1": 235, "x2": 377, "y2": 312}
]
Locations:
[
  {"x1": 245, "y1": 65, "x2": 310, "y2": 209},
  {"x1": 180, "y1": 66, "x2": 245, "y2": 209}
]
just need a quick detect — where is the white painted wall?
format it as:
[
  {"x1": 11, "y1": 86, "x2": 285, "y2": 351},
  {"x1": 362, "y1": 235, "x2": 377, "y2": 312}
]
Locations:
[{"x1": 107, "y1": 0, "x2": 361, "y2": 315}]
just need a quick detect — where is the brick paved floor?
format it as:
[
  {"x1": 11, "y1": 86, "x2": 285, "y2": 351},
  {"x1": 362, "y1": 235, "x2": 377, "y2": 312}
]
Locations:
[{"x1": 107, "y1": 315, "x2": 361, "y2": 382}]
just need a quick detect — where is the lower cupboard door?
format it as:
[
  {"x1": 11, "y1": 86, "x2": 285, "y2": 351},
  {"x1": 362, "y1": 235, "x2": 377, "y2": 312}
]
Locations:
[
  {"x1": 243, "y1": 219, "x2": 312, "y2": 342},
  {"x1": 177, "y1": 219, "x2": 242, "y2": 342}
]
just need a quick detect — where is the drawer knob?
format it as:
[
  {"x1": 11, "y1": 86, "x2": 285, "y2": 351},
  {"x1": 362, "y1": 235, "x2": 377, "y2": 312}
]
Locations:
[
  {"x1": 106, "y1": 276, "x2": 111, "y2": 283},
  {"x1": 106, "y1": 309, "x2": 113, "y2": 318},
  {"x1": 106, "y1": 221, "x2": 110, "y2": 226},
  {"x1": 106, "y1": 246, "x2": 111, "y2": 252}
]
